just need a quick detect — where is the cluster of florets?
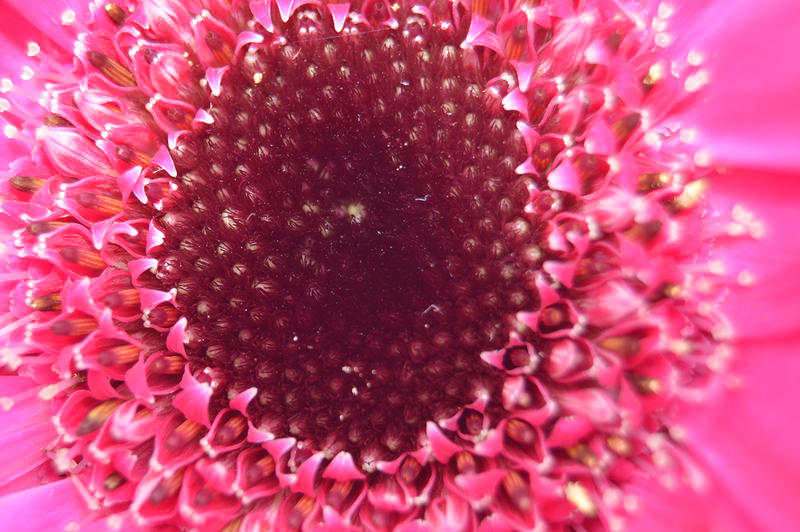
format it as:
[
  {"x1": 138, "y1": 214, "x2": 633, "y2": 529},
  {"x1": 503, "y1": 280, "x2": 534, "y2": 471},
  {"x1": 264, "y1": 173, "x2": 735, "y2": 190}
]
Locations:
[{"x1": 0, "y1": 0, "x2": 732, "y2": 530}]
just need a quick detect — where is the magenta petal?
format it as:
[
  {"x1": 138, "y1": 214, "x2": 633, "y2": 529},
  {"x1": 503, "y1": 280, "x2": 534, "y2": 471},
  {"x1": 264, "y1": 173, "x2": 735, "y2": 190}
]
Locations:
[
  {"x1": 151, "y1": 145, "x2": 177, "y2": 177},
  {"x1": 205, "y1": 66, "x2": 228, "y2": 97},
  {"x1": 249, "y1": 0, "x2": 274, "y2": 32},
  {"x1": 672, "y1": 0, "x2": 800, "y2": 171},
  {"x1": 117, "y1": 166, "x2": 146, "y2": 204},
  {"x1": 686, "y1": 336, "x2": 800, "y2": 530},
  {"x1": 426, "y1": 422, "x2": 461, "y2": 463},
  {"x1": 124, "y1": 361, "x2": 153, "y2": 404},
  {"x1": 246, "y1": 419, "x2": 274, "y2": 443},
  {"x1": 231, "y1": 387, "x2": 257, "y2": 414},
  {"x1": 547, "y1": 161, "x2": 580, "y2": 195},
  {"x1": 165, "y1": 317, "x2": 188, "y2": 356},
  {"x1": 328, "y1": 2, "x2": 351, "y2": 33},
  {"x1": 709, "y1": 167, "x2": 800, "y2": 338},
  {"x1": 501, "y1": 89, "x2": 529, "y2": 119},
  {"x1": 629, "y1": 335, "x2": 800, "y2": 531},
  {"x1": 1, "y1": 0, "x2": 86, "y2": 51},
  {"x1": 128, "y1": 258, "x2": 159, "y2": 283},
  {"x1": 324, "y1": 452, "x2": 366, "y2": 481},
  {"x1": 78, "y1": 513, "x2": 147, "y2": 532},
  {"x1": 0, "y1": 8, "x2": 40, "y2": 73},
  {"x1": 138, "y1": 287, "x2": 173, "y2": 311},
  {"x1": 0, "y1": 378, "x2": 55, "y2": 486},
  {"x1": 41, "y1": 128, "x2": 113, "y2": 178},
  {"x1": 0, "y1": 479, "x2": 89, "y2": 531},
  {"x1": 454, "y1": 470, "x2": 507, "y2": 500},
  {"x1": 173, "y1": 369, "x2": 212, "y2": 426},
  {"x1": 294, "y1": 452, "x2": 326, "y2": 495},
  {"x1": 145, "y1": 220, "x2": 165, "y2": 254}
]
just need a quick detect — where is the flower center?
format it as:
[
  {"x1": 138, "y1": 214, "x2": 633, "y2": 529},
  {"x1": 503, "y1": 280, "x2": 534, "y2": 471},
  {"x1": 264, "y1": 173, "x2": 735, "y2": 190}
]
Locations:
[{"x1": 154, "y1": 25, "x2": 539, "y2": 461}]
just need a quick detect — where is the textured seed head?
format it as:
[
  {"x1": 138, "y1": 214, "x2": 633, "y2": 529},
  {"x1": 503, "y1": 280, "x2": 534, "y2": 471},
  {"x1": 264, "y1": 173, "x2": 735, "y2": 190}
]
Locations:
[{"x1": 155, "y1": 28, "x2": 539, "y2": 462}]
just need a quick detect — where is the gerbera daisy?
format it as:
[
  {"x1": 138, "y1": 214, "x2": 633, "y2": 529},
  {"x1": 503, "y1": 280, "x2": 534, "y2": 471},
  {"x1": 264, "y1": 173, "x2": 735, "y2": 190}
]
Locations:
[{"x1": 0, "y1": 0, "x2": 796, "y2": 531}]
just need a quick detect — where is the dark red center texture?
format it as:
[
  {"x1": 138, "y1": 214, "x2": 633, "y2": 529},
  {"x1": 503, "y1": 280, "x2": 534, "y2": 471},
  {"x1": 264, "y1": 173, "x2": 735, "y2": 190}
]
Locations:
[{"x1": 155, "y1": 25, "x2": 540, "y2": 462}]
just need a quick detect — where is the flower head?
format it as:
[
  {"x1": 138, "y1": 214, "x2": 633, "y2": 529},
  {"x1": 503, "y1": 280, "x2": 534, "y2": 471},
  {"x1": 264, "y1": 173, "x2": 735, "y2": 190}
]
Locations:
[{"x1": 0, "y1": 0, "x2": 797, "y2": 530}]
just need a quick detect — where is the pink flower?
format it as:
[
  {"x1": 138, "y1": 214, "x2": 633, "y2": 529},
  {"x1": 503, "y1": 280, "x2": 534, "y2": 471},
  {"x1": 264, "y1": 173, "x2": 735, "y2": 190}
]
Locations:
[{"x1": 0, "y1": 0, "x2": 797, "y2": 531}]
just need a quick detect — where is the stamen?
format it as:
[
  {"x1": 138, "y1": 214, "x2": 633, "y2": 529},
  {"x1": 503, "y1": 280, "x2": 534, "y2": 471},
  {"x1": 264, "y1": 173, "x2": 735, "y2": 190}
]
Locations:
[
  {"x1": 59, "y1": 247, "x2": 105, "y2": 270},
  {"x1": 50, "y1": 316, "x2": 98, "y2": 336},
  {"x1": 399, "y1": 456, "x2": 423, "y2": 486},
  {"x1": 104, "y1": 3, "x2": 127, "y2": 26},
  {"x1": 611, "y1": 112, "x2": 641, "y2": 144},
  {"x1": 213, "y1": 415, "x2": 246, "y2": 445},
  {"x1": 76, "y1": 399, "x2": 123, "y2": 436},
  {"x1": 102, "y1": 288, "x2": 140, "y2": 309},
  {"x1": 607, "y1": 435, "x2": 632, "y2": 455},
  {"x1": 503, "y1": 346, "x2": 533, "y2": 369},
  {"x1": 326, "y1": 481, "x2": 354, "y2": 510},
  {"x1": 287, "y1": 496, "x2": 314, "y2": 529},
  {"x1": 115, "y1": 145, "x2": 151, "y2": 167},
  {"x1": 165, "y1": 108, "x2": 191, "y2": 129},
  {"x1": 598, "y1": 335, "x2": 641, "y2": 356},
  {"x1": 193, "y1": 485, "x2": 214, "y2": 507},
  {"x1": 625, "y1": 220, "x2": 663, "y2": 242},
  {"x1": 637, "y1": 172, "x2": 671, "y2": 191},
  {"x1": 245, "y1": 454, "x2": 276, "y2": 486},
  {"x1": 27, "y1": 221, "x2": 68, "y2": 235},
  {"x1": 97, "y1": 344, "x2": 140, "y2": 366},
  {"x1": 454, "y1": 451, "x2": 477, "y2": 474},
  {"x1": 472, "y1": 0, "x2": 489, "y2": 16},
  {"x1": 148, "y1": 470, "x2": 184, "y2": 505},
  {"x1": 205, "y1": 31, "x2": 234, "y2": 66},
  {"x1": 76, "y1": 192, "x2": 123, "y2": 216},
  {"x1": 632, "y1": 376, "x2": 662, "y2": 394},
  {"x1": 221, "y1": 518, "x2": 243, "y2": 532},
  {"x1": 28, "y1": 293, "x2": 62, "y2": 311},
  {"x1": 86, "y1": 51, "x2": 136, "y2": 87},
  {"x1": 504, "y1": 24, "x2": 527, "y2": 61},
  {"x1": 9, "y1": 175, "x2": 46, "y2": 194},
  {"x1": 165, "y1": 419, "x2": 203, "y2": 450},
  {"x1": 149, "y1": 355, "x2": 185, "y2": 375},
  {"x1": 103, "y1": 471, "x2": 127, "y2": 491},
  {"x1": 505, "y1": 418, "x2": 537, "y2": 447},
  {"x1": 567, "y1": 444, "x2": 598, "y2": 467},
  {"x1": 671, "y1": 179, "x2": 708, "y2": 210},
  {"x1": 565, "y1": 482, "x2": 596, "y2": 516},
  {"x1": 146, "y1": 304, "x2": 180, "y2": 328},
  {"x1": 539, "y1": 305, "x2": 567, "y2": 328},
  {"x1": 459, "y1": 409, "x2": 484, "y2": 436},
  {"x1": 43, "y1": 115, "x2": 72, "y2": 127},
  {"x1": 501, "y1": 470, "x2": 532, "y2": 513}
]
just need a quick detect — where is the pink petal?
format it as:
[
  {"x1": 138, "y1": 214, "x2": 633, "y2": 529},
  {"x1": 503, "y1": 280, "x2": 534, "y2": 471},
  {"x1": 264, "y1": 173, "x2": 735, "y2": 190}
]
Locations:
[
  {"x1": 0, "y1": 377, "x2": 55, "y2": 486},
  {"x1": 173, "y1": 369, "x2": 212, "y2": 427},
  {"x1": 426, "y1": 422, "x2": 461, "y2": 463},
  {"x1": 687, "y1": 336, "x2": 800, "y2": 530},
  {"x1": 709, "y1": 167, "x2": 800, "y2": 339},
  {"x1": 0, "y1": 479, "x2": 90, "y2": 530},
  {"x1": 328, "y1": 2, "x2": 351, "y2": 33},
  {"x1": 294, "y1": 452, "x2": 326, "y2": 495},
  {"x1": 151, "y1": 145, "x2": 177, "y2": 177},
  {"x1": 231, "y1": 387, "x2": 257, "y2": 414},
  {"x1": 630, "y1": 335, "x2": 800, "y2": 530},
  {"x1": 547, "y1": 161, "x2": 580, "y2": 195},
  {"x1": 1, "y1": 0, "x2": 86, "y2": 51},
  {"x1": 324, "y1": 451, "x2": 366, "y2": 481},
  {"x1": 671, "y1": 0, "x2": 800, "y2": 171}
]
